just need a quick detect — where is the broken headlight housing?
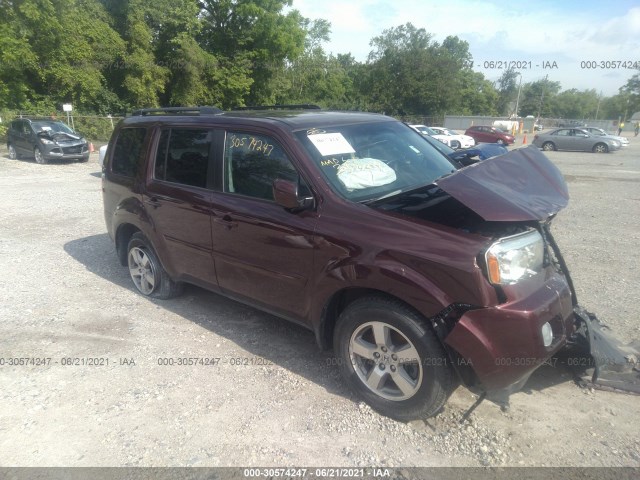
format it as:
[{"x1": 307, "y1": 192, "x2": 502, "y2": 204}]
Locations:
[{"x1": 485, "y1": 230, "x2": 544, "y2": 285}]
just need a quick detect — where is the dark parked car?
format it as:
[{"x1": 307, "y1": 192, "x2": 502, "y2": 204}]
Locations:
[
  {"x1": 103, "y1": 106, "x2": 579, "y2": 420},
  {"x1": 532, "y1": 128, "x2": 621, "y2": 153},
  {"x1": 6, "y1": 118, "x2": 89, "y2": 164},
  {"x1": 421, "y1": 134, "x2": 507, "y2": 166},
  {"x1": 464, "y1": 125, "x2": 515, "y2": 145}
]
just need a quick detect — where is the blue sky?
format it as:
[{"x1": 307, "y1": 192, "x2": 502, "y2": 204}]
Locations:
[{"x1": 292, "y1": 0, "x2": 640, "y2": 96}]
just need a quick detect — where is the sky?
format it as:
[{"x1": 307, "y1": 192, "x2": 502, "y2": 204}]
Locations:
[{"x1": 291, "y1": 0, "x2": 640, "y2": 96}]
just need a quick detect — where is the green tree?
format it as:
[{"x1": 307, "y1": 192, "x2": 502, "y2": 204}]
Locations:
[
  {"x1": 517, "y1": 78, "x2": 561, "y2": 118},
  {"x1": 495, "y1": 68, "x2": 520, "y2": 116},
  {"x1": 198, "y1": 0, "x2": 307, "y2": 105}
]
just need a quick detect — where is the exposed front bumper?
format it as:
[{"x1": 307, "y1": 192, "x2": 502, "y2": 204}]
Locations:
[
  {"x1": 43, "y1": 143, "x2": 89, "y2": 161},
  {"x1": 445, "y1": 271, "x2": 575, "y2": 392}
]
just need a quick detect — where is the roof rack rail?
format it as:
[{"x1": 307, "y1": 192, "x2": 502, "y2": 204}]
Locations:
[
  {"x1": 232, "y1": 104, "x2": 322, "y2": 111},
  {"x1": 131, "y1": 106, "x2": 222, "y2": 116}
]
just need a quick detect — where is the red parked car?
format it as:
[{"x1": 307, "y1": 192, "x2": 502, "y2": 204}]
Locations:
[
  {"x1": 465, "y1": 125, "x2": 515, "y2": 145},
  {"x1": 102, "y1": 106, "x2": 585, "y2": 420}
]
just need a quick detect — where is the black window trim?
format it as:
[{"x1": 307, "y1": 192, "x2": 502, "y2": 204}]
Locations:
[{"x1": 149, "y1": 126, "x2": 217, "y2": 191}]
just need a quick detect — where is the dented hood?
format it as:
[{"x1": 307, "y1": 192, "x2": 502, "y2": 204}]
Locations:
[{"x1": 436, "y1": 146, "x2": 569, "y2": 221}]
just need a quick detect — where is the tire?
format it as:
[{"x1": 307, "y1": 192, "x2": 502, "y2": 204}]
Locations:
[
  {"x1": 34, "y1": 147, "x2": 47, "y2": 164},
  {"x1": 8, "y1": 144, "x2": 18, "y2": 160},
  {"x1": 542, "y1": 141, "x2": 556, "y2": 151},
  {"x1": 333, "y1": 296, "x2": 455, "y2": 421},
  {"x1": 450, "y1": 140, "x2": 461, "y2": 149},
  {"x1": 592, "y1": 143, "x2": 608, "y2": 153},
  {"x1": 126, "y1": 232, "x2": 183, "y2": 299},
  {"x1": 496, "y1": 139, "x2": 504, "y2": 145}
]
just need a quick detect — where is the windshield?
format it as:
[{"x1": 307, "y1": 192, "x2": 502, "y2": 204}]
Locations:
[
  {"x1": 31, "y1": 121, "x2": 75, "y2": 135},
  {"x1": 295, "y1": 121, "x2": 456, "y2": 202}
]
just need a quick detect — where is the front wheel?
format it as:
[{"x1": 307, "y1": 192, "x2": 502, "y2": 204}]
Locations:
[
  {"x1": 496, "y1": 139, "x2": 505, "y2": 145},
  {"x1": 34, "y1": 147, "x2": 47, "y2": 164},
  {"x1": 542, "y1": 141, "x2": 556, "y2": 151},
  {"x1": 127, "y1": 233, "x2": 183, "y2": 299},
  {"x1": 592, "y1": 143, "x2": 608, "y2": 153},
  {"x1": 450, "y1": 140, "x2": 461, "y2": 149},
  {"x1": 8, "y1": 144, "x2": 18, "y2": 160},
  {"x1": 334, "y1": 296, "x2": 455, "y2": 421}
]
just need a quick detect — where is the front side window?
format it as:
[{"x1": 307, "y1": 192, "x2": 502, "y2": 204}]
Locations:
[
  {"x1": 224, "y1": 132, "x2": 301, "y2": 201},
  {"x1": 112, "y1": 128, "x2": 147, "y2": 178},
  {"x1": 295, "y1": 121, "x2": 456, "y2": 203}
]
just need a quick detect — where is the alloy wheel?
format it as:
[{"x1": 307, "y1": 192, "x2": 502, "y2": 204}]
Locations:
[
  {"x1": 128, "y1": 246, "x2": 157, "y2": 295},
  {"x1": 349, "y1": 321, "x2": 423, "y2": 401}
]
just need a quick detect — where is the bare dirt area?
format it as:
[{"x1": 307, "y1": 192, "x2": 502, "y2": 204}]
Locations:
[{"x1": 0, "y1": 140, "x2": 639, "y2": 469}]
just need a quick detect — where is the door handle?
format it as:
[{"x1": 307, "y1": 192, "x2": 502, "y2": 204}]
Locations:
[{"x1": 213, "y1": 215, "x2": 238, "y2": 230}]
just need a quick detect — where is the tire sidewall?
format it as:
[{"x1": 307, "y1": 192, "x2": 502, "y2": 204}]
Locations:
[
  {"x1": 127, "y1": 234, "x2": 162, "y2": 297},
  {"x1": 593, "y1": 143, "x2": 607, "y2": 153},
  {"x1": 34, "y1": 147, "x2": 46, "y2": 164},
  {"x1": 334, "y1": 300, "x2": 452, "y2": 420}
]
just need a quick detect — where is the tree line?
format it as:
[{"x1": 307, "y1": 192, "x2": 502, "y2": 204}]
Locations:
[{"x1": 1, "y1": 0, "x2": 638, "y2": 120}]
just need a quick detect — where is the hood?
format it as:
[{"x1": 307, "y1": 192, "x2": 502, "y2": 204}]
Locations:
[
  {"x1": 436, "y1": 146, "x2": 569, "y2": 221},
  {"x1": 38, "y1": 130, "x2": 82, "y2": 142}
]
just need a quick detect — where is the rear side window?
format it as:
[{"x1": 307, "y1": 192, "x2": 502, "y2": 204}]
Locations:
[
  {"x1": 153, "y1": 129, "x2": 211, "y2": 188},
  {"x1": 112, "y1": 128, "x2": 147, "y2": 178}
]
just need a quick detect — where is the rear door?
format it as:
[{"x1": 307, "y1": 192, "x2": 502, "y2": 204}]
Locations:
[
  {"x1": 144, "y1": 127, "x2": 218, "y2": 290},
  {"x1": 209, "y1": 129, "x2": 318, "y2": 322}
]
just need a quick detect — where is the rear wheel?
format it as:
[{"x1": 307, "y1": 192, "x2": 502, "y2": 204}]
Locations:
[
  {"x1": 34, "y1": 147, "x2": 47, "y2": 164},
  {"x1": 334, "y1": 296, "x2": 455, "y2": 421},
  {"x1": 592, "y1": 143, "x2": 608, "y2": 153},
  {"x1": 542, "y1": 141, "x2": 556, "y2": 151},
  {"x1": 127, "y1": 233, "x2": 183, "y2": 299}
]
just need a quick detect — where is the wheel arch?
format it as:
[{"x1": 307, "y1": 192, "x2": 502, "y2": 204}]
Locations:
[{"x1": 115, "y1": 223, "x2": 142, "y2": 266}]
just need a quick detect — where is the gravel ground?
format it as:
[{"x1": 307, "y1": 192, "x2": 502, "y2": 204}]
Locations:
[{"x1": 0, "y1": 139, "x2": 639, "y2": 468}]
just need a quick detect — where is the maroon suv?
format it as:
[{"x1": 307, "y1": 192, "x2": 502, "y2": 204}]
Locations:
[{"x1": 102, "y1": 107, "x2": 575, "y2": 420}]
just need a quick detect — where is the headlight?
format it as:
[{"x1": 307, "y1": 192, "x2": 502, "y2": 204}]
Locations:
[
  {"x1": 40, "y1": 138, "x2": 55, "y2": 145},
  {"x1": 485, "y1": 230, "x2": 544, "y2": 285}
]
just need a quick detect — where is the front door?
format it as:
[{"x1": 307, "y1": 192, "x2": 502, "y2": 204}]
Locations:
[{"x1": 210, "y1": 130, "x2": 317, "y2": 322}]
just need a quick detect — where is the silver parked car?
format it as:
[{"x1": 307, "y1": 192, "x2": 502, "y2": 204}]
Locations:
[
  {"x1": 532, "y1": 128, "x2": 621, "y2": 153},
  {"x1": 581, "y1": 127, "x2": 629, "y2": 147}
]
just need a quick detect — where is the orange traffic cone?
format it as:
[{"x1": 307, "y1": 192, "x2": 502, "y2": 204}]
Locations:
[{"x1": 522, "y1": 134, "x2": 527, "y2": 145}]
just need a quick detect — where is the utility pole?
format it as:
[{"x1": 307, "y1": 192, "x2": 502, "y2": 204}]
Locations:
[{"x1": 514, "y1": 72, "x2": 523, "y2": 118}]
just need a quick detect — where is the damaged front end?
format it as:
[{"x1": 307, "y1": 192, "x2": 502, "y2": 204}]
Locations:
[
  {"x1": 433, "y1": 146, "x2": 640, "y2": 406},
  {"x1": 544, "y1": 222, "x2": 640, "y2": 395}
]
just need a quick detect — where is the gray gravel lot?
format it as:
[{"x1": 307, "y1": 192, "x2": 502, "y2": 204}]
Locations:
[{"x1": 0, "y1": 140, "x2": 639, "y2": 467}]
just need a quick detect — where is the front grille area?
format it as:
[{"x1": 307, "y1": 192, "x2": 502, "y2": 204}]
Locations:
[{"x1": 63, "y1": 146, "x2": 82, "y2": 154}]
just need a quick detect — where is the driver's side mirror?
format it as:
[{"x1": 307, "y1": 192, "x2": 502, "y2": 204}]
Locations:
[{"x1": 273, "y1": 179, "x2": 314, "y2": 212}]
